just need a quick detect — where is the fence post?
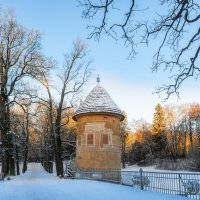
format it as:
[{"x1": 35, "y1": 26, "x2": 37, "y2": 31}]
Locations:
[
  {"x1": 178, "y1": 174, "x2": 181, "y2": 195},
  {"x1": 119, "y1": 171, "x2": 121, "y2": 184},
  {"x1": 139, "y1": 168, "x2": 144, "y2": 190}
]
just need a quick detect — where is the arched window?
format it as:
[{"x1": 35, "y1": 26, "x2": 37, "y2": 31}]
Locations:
[
  {"x1": 103, "y1": 133, "x2": 109, "y2": 145},
  {"x1": 101, "y1": 130, "x2": 112, "y2": 146},
  {"x1": 87, "y1": 133, "x2": 94, "y2": 145}
]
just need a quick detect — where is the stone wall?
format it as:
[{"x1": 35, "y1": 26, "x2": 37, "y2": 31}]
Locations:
[{"x1": 76, "y1": 114, "x2": 121, "y2": 170}]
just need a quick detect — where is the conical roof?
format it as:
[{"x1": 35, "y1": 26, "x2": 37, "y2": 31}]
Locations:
[{"x1": 73, "y1": 84, "x2": 124, "y2": 121}]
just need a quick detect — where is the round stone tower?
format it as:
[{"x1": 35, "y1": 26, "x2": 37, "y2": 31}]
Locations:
[{"x1": 73, "y1": 82, "x2": 124, "y2": 171}]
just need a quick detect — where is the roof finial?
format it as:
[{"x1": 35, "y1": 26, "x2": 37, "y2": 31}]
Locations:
[{"x1": 97, "y1": 74, "x2": 100, "y2": 84}]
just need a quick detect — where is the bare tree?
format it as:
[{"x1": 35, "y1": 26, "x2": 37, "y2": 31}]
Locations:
[
  {"x1": 10, "y1": 102, "x2": 33, "y2": 174},
  {"x1": 35, "y1": 105, "x2": 53, "y2": 172},
  {"x1": 16, "y1": 101, "x2": 32, "y2": 173},
  {"x1": 36, "y1": 40, "x2": 92, "y2": 176},
  {"x1": 79, "y1": 0, "x2": 200, "y2": 98},
  {"x1": 0, "y1": 10, "x2": 49, "y2": 176}
]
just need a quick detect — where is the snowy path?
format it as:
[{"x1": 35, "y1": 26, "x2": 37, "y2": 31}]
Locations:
[{"x1": 0, "y1": 163, "x2": 188, "y2": 200}]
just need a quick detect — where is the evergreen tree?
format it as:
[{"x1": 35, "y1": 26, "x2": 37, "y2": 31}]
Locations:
[
  {"x1": 152, "y1": 104, "x2": 165, "y2": 135},
  {"x1": 151, "y1": 104, "x2": 167, "y2": 159}
]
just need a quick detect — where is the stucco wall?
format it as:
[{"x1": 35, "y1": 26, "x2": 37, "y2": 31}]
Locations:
[{"x1": 76, "y1": 114, "x2": 121, "y2": 170}]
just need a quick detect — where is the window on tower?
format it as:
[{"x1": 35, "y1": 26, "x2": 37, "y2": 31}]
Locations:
[
  {"x1": 103, "y1": 133, "x2": 109, "y2": 145},
  {"x1": 87, "y1": 133, "x2": 94, "y2": 145}
]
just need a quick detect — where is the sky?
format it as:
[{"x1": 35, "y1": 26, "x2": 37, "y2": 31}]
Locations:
[{"x1": 1, "y1": 0, "x2": 200, "y2": 125}]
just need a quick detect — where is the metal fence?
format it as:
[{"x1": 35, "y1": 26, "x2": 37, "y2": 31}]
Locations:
[
  {"x1": 75, "y1": 170, "x2": 121, "y2": 183},
  {"x1": 74, "y1": 169, "x2": 200, "y2": 199}
]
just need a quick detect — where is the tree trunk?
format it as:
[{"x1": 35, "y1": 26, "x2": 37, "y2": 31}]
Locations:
[
  {"x1": 121, "y1": 135, "x2": 126, "y2": 169},
  {"x1": 0, "y1": 95, "x2": 9, "y2": 176},
  {"x1": 54, "y1": 132, "x2": 63, "y2": 176},
  {"x1": 8, "y1": 135, "x2": 15, "y2": 176},
  {"x1": 55, "y1": 109, "x2": 63, "y2": 177},
  {"x1": 49, "y1": 133, "x2": 54, "y2": 173},
  {"x1": 1, "y1": 131, "x2": 9, "y2": 176},
  {"x1": 45, "y1": 85, "x2": 55, "y2": 174},
  {"x1": 189, "y1": 120, "x2": 193, "y2": 152},
  {"x1": 22, "y1": 111, "x2": 30, "y2": 173},
  {"x1": 7, "y1": 105, "x2": 15, "y2": 176},
  {"x1": 22, "y1": 149, "x2": 28, "y2": 173},
  {"x1": 0, "y1": 97, "x2": 15, "y2": 176},
  {"x1": 16, "y1": 145, "x2": 20, "y2": 175},
  {"x1": 49, "y1": 107, "x2": 55, "y2": 174},
  {"x1": 182, "y1": 130, "x2": 187, "y2": 158}
]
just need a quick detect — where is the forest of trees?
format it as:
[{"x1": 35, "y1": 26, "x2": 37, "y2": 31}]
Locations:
[
  {"x1": 0, "y1": 9, "x2": 92, "y2": 177},
  {"x1": 122, "y1": 103, "x2": 200, "y2": 171},
  {"x1": 0, "y1": 0, "x2": 199, "y2": 178}
]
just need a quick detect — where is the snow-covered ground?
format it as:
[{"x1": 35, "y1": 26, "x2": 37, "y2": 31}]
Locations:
[
  {"x1": 122, "y1": 164, "x2": 200, "y2": 174},
  {"x1": 122, "y1": 164, "x2": 159, "y2": 172},
  {"x1": 0, "y1": 163, "x2": 189, "y2": 200}
]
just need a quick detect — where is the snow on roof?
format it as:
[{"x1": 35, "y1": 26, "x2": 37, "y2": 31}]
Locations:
[{"x1": 73, "y1": 84, "x2": 124, "y2": 121}]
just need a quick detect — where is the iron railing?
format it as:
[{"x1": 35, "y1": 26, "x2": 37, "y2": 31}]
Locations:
[
  {"x1": 121, "y1": 169, "x2": 200, "y2": 199},
  {"x1": 74, "y1": 169, "x2": 200, "y2": 199},
  {"x1": 75, "y1": 170, "x2": 121, "y2": 183}
]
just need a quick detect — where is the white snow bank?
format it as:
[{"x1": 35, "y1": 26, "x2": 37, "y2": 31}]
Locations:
[
  {"x1": 0, "y1": 163, "x2": 188, "y2": 200},
  {"x1": 122, "y1": 164, "x2": 158, "y2": 172},
  {"x1": 122, "y1": 164, "x2": 200, "y2": 174}
]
